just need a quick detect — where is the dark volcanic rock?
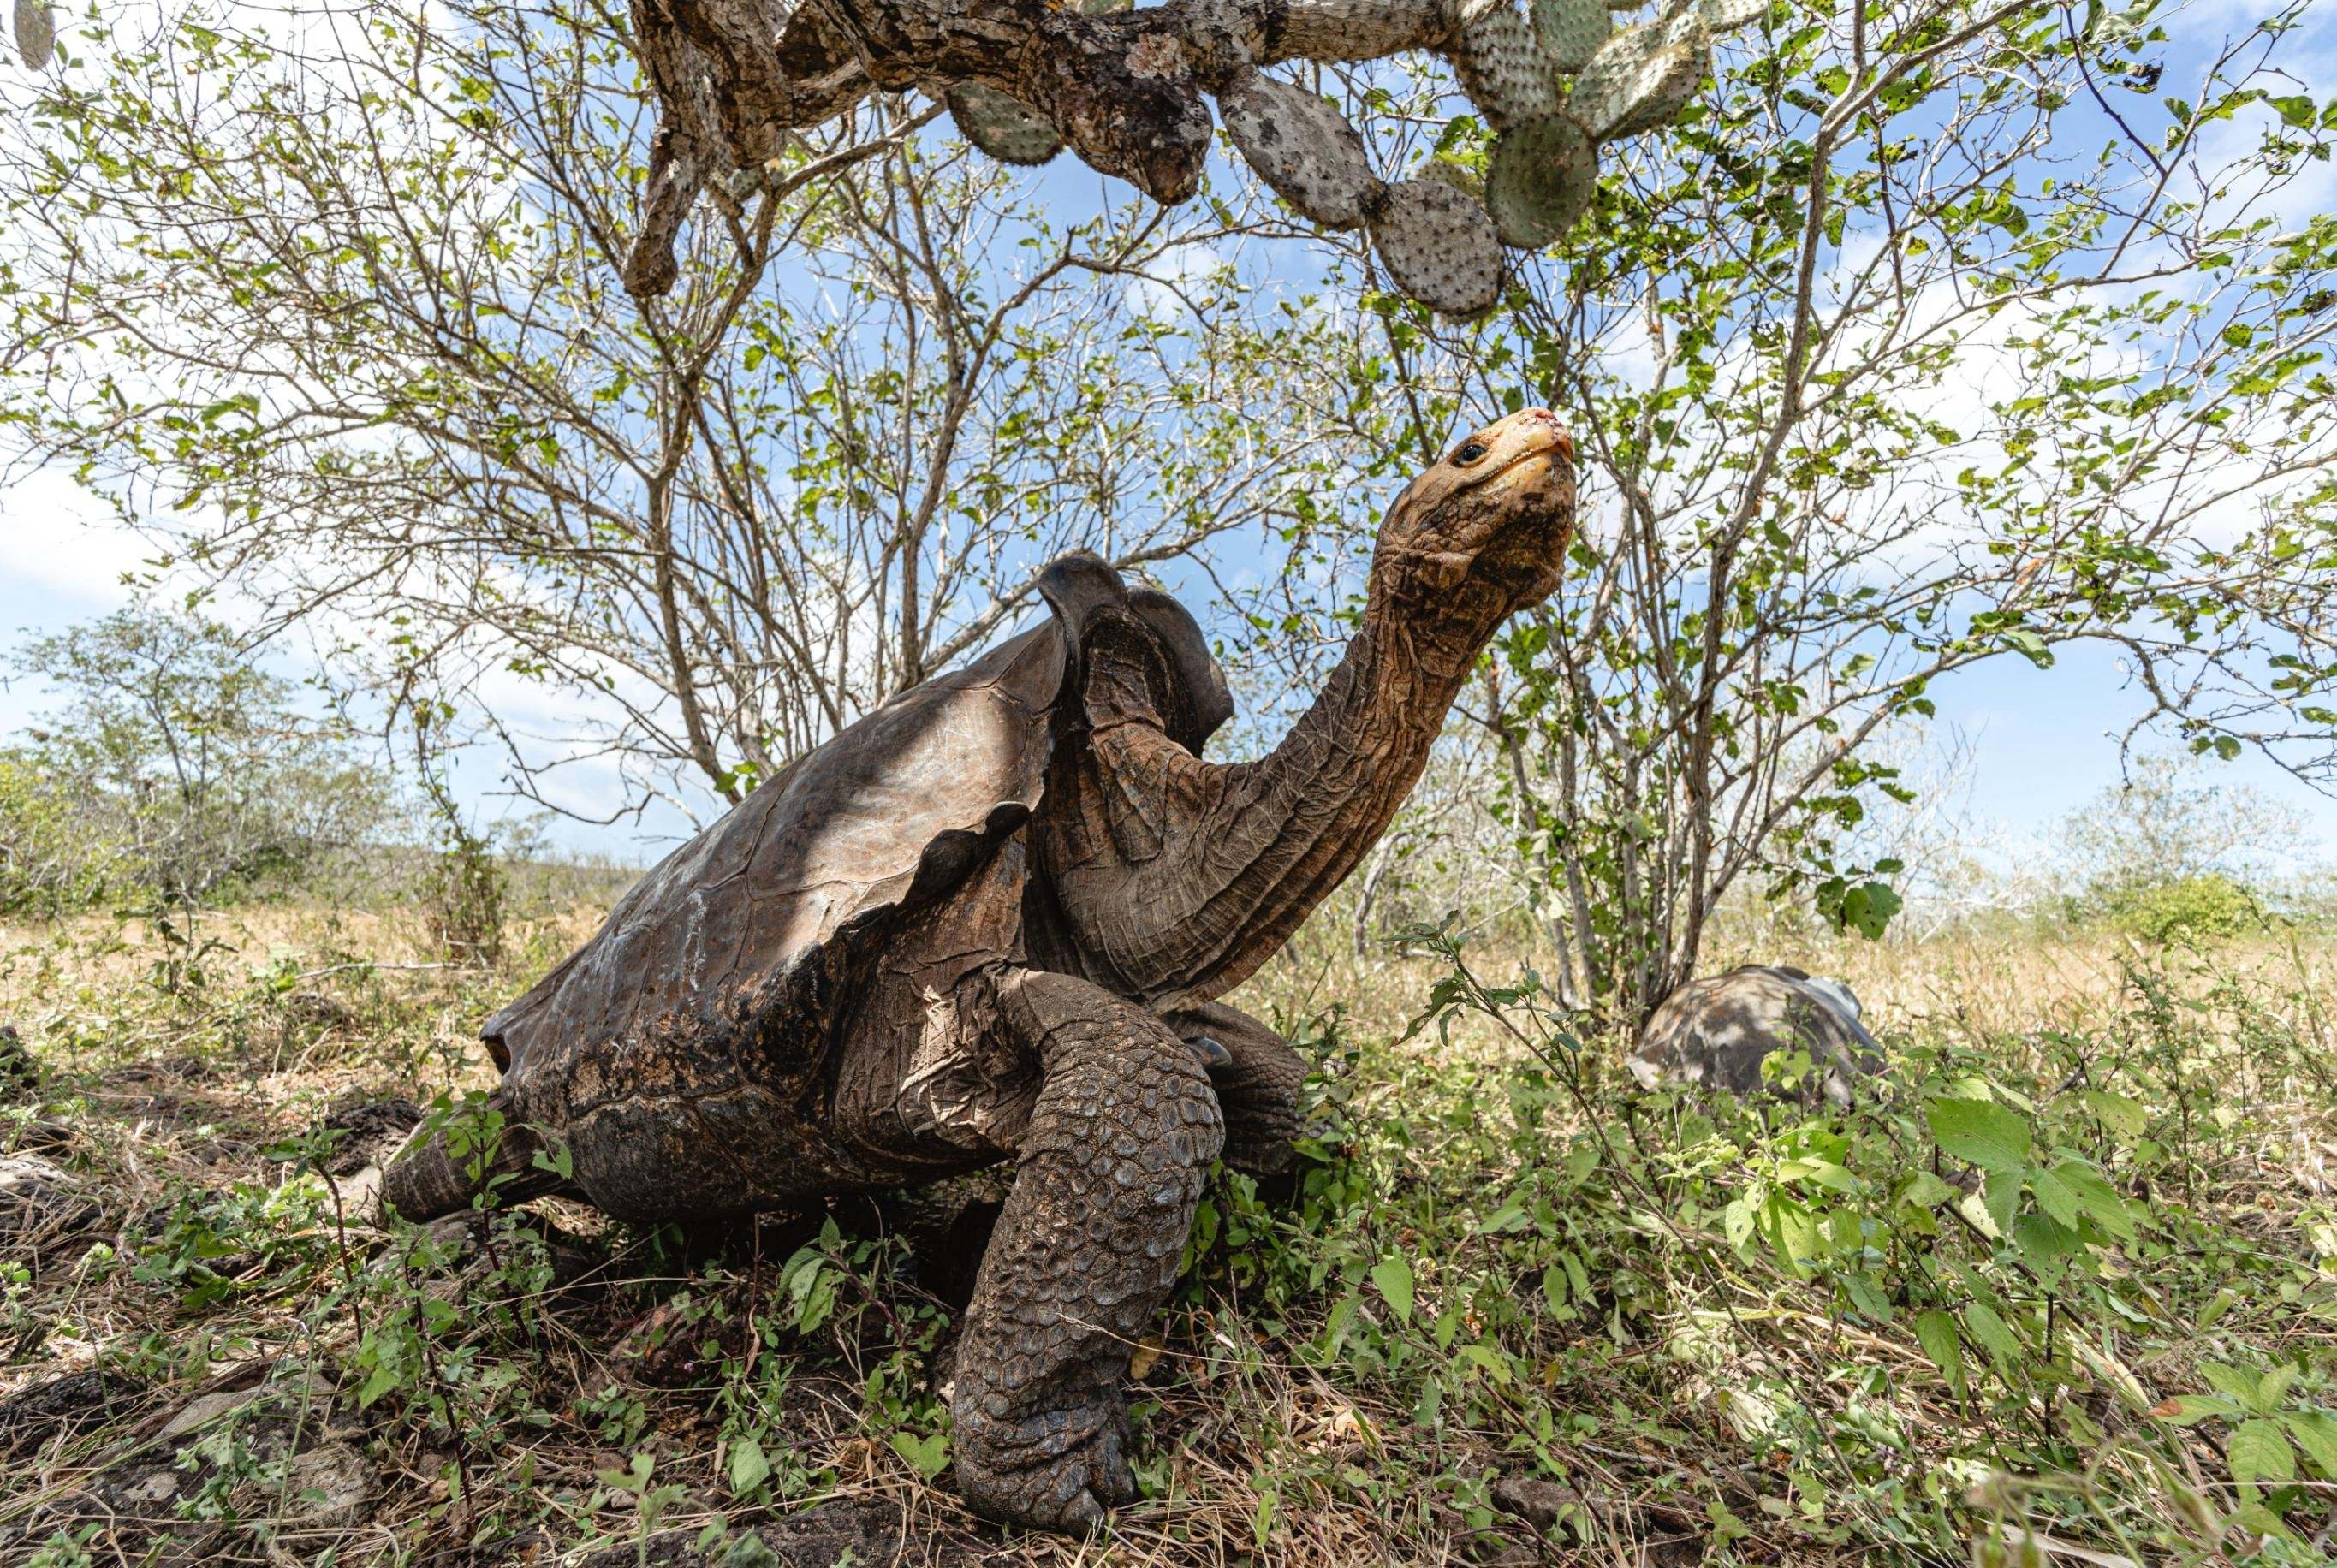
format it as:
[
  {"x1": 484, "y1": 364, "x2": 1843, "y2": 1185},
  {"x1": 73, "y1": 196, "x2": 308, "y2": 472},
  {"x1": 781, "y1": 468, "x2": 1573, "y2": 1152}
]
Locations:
[{"x1": 0, "y1": 1367, "x2": 148, "y2": 1456}]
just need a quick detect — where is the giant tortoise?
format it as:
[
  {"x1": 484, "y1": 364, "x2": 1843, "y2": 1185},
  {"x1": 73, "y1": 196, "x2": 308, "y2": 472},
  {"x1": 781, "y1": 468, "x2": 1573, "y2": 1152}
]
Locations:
[{"x1": 382, "y1": 407, "x2": 1579, "y2": 1530}]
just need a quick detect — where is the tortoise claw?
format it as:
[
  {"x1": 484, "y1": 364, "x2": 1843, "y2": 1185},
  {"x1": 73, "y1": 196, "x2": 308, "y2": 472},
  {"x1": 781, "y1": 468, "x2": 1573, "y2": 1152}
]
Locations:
[{"x1": 1188, "y1": 1034, "x2": 1234, "y2": 1070}]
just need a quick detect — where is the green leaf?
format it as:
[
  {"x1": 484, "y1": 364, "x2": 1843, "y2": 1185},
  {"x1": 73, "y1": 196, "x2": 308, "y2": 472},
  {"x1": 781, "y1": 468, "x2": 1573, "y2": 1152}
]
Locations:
[
  {"x1": 2282, "y1": 1411, "x2": 2337, "y2": 1476},
  {"x1": 2050, "y1": 1161, "x2": 2135, "y2": 1242},
  {"x1": 1899, "y1": 1170, "x2": 1959, "y2": 1209},
  {"x1": 2028, "y1": 1166, "x2": 2078, "y2": 1228},
  {"x1": 727, "y1": 1435, "x2": 770, "y2": 1496},
  {"x1": 356, "y1": 1362, "x2": 400, "y2": 1409},
  {"x1": 889, "y1": 1431, "x2": 951, "y2": 1480},
  {"x1": 1914, "y1": 1310, "x2": 1967, "y2": 1402},
  {"x1": 1965, "y1": 1303, "x2": 2025, "y2": 1371},
  {"x1": 1321, "y1": 1293, "x2": 1361, "y2": 1356},
  {"x1": 1929, "y1": 1097, "x2": 2031, "y2": 1170},
  {"x1": 1371, "y1": 1256, "x2": 1416, "y2": 1323},
  {"x1": 2269, "y1": 94, "x2": 2316, "y2": 128},
  {"x1": 2012, "y1": 1213, "x2": 2079, "y2": 1275},
  {"x1": 2079, "y1": 1090, "x2": 2146, "y2": 1141},
  {"x1": 2001, "y1": 627, "x2": 2054, "y2": 667},
  {"x1": 2229, "y1": 1418, "x2": 2296, "y2": 1485},
  {"x1": 2157, "y1": 1393, "x2": 2242, "y2": 1425},
  {"x1": 2204, "y1": 1363, "x2": 2263, "y2": 1406}
]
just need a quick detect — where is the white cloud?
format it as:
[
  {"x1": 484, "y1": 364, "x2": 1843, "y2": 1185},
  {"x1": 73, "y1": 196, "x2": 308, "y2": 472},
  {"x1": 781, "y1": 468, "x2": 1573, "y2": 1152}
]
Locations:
[
  {"x1": 0, "y1": 471, "x2": 159, "y2": 607},
  {"x1": 1127, "y1": 241, "x2": 1230, "y2": 324}
]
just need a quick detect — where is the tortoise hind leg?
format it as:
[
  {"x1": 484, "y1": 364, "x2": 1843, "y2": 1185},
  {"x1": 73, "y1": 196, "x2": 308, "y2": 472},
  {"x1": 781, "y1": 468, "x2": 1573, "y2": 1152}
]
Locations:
[{"x1": 950, "y1": 969, "x2": 1223, "y2": 1532}]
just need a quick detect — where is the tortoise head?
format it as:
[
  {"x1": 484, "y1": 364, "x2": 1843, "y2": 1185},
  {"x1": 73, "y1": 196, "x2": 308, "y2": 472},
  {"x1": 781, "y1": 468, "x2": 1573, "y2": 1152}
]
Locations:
[{"x1": 1367, "y1": 407, "x2": 1578, "y2": 627}]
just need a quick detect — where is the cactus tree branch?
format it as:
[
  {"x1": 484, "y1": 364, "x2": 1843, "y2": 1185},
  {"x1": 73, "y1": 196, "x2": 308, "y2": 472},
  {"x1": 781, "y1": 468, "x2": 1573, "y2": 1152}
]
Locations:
[{"x1": 621, "y1": 0, "x2": 1757, "y2": 312}]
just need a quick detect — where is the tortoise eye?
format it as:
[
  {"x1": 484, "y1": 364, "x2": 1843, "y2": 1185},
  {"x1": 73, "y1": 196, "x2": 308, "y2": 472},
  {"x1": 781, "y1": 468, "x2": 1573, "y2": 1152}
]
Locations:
[{"x1": 1452, "y1": 438, "x2": 1489, "y2": 465}]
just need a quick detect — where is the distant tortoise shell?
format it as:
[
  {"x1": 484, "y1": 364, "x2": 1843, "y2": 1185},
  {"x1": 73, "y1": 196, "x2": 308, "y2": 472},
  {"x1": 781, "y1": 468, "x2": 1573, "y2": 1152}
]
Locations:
[
  {"x1": 1627, "y1": 964, "x2": 1882, "y2": 1107},
  {"x1": 479, "y1": 555, "x2": 1230, "y2": 1202}
]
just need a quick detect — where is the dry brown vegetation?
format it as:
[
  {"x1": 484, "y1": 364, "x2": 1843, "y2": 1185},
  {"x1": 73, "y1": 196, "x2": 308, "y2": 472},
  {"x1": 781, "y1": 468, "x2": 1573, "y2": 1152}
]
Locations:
[{"x1": 5, "y1": 899, "x2": 2337, "y2": 1565}]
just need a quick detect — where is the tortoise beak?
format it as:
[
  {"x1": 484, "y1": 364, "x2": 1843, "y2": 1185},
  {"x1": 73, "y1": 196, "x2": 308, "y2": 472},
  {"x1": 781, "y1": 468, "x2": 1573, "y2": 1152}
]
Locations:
[{"x1": 1515, "y1": 406, "x2": 1575, "y2": 467}]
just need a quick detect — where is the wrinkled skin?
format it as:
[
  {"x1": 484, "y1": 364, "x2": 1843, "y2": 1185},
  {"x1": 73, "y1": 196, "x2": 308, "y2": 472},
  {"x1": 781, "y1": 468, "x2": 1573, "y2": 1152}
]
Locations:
[{"x1": 383, "y1": 407, "x2": 1578, "y2": 1532}]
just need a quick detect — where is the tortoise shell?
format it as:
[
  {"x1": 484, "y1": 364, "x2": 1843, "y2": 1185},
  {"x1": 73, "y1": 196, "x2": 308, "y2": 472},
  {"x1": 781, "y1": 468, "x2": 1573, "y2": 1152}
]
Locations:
[{"x1": 479, "y1": 555, "x2": 1229, "y2": 1177}]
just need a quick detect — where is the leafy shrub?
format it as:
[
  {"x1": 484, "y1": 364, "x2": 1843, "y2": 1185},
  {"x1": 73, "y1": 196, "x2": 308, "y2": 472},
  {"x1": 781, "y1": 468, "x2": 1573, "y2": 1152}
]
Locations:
[
  {"x1": 2084, "y1": 872, "x2": 2263, "y2": 944},
  {"x1": 2, "y1": 609, "x2": 396, "y2": 917},
  {"x1": 0, "y1": 751, "x2": 129, "y2": 915}
]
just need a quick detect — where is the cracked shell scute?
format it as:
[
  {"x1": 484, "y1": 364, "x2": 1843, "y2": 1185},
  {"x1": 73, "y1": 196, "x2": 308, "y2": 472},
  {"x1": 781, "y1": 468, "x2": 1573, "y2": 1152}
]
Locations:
[
  {"x1": 1368, "y1": 178, "x2": 1504, "y2": 317},
  {"x1": 1485, "y1": 114, "x2": 1598, "y2": 249},
  {"x1": 1532, "y1": 0, "x2": 1613, "y2": 72},
  {"x1": 1217, "y1": 68, "x2": 1380, "y2": 229},
  {"x1": 946, "y1": 83, "x2": 1065, "y2": 167},
  {"x1": 12, "y1": 0, "x2": 52, "y2": 68},
  {"x1": 1453, "y1": 0, "x2": 1561, "y2": 128}
]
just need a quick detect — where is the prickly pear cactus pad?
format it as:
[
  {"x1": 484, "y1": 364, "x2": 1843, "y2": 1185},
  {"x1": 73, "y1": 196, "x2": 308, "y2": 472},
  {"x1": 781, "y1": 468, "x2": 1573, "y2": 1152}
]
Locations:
[
  {"x1": 1367, "y1": 178, "x2": 1506, "y2": 317},
  {"x1": 621, "y1": 0, "x2": 1773, "y2": 313},
  {"x1": 1532, "y1": 0, "x2": 1614, "y2": 73},
  {"x1": 1603, "y1": 39, "x2": 1707, "y2": 138},
  {"x1": 1218, "y1": 68, "x2": 1383, "y2": 229},
  {"x1": 1485, "y1": 114, "x2": 1598, "y2": 249},
  {"x1": 1700, "y1": 0, "x2": 1769, "y2": 28},
  {"x1": 11, "y1": 0, "x2": 52, "y2": 70},
  {"x1": 1454, "y1": 0, "x2": 1563, "y2": 128},
  {"x1": 1566, "y1": 11, "x2": 1710, "y2": 140},
  {"x1": 945, "y1": 83, "x2": 1065, "y2": 167}
]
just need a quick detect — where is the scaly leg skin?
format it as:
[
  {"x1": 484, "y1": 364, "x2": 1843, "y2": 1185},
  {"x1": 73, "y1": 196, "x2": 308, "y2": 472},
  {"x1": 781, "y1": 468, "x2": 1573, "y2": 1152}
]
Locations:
[
  {"x1": 951, "y1": 970, "x2": 1224, "y2": 1532},
  {"x1": 1166, "y1": 1001, "x2": 1305, "y2": 1175}
]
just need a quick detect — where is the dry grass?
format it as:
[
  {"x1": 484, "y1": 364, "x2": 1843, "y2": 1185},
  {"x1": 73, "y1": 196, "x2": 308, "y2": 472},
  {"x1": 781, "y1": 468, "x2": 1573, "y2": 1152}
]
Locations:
[{"x1": 4, "y1": 900, "x2": 2336, "y2": 1565}]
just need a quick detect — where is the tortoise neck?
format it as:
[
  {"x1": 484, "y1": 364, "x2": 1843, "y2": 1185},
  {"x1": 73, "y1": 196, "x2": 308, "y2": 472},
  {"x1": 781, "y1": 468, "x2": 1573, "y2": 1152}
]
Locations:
[{"x1": 1168, "y1": 603, "x2": 1490, "y2": 998}]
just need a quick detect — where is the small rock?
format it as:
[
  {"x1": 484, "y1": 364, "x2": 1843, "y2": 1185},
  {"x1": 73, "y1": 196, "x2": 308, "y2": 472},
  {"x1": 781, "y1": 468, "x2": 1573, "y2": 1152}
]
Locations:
[
  {"x1": 0, "y1": 1153, "x2": 102, "y2": 1252},
  {"x1": 0, "y1": 1367, "x2": 147, "y2": 1456},
  {"x1": 1491, "y1": 1471, "x2": 1579, "y2": 1531},
  {"x1": 157, "y1": 1386, "x2": 269, "y2": 1443},
  {"x1": 277, "y1": 1440, "x2": 378, "y2": 1529}
]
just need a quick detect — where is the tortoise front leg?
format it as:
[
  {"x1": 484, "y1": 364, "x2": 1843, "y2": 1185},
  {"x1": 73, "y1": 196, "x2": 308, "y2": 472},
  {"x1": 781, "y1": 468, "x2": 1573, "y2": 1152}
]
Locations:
[
  {"x1": 1164, "y1": 1001, "x2": 1305, "y2": 1175},
  {"x1": 950, "y1": 969, "x2": 1223, "y2": 1532}
]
